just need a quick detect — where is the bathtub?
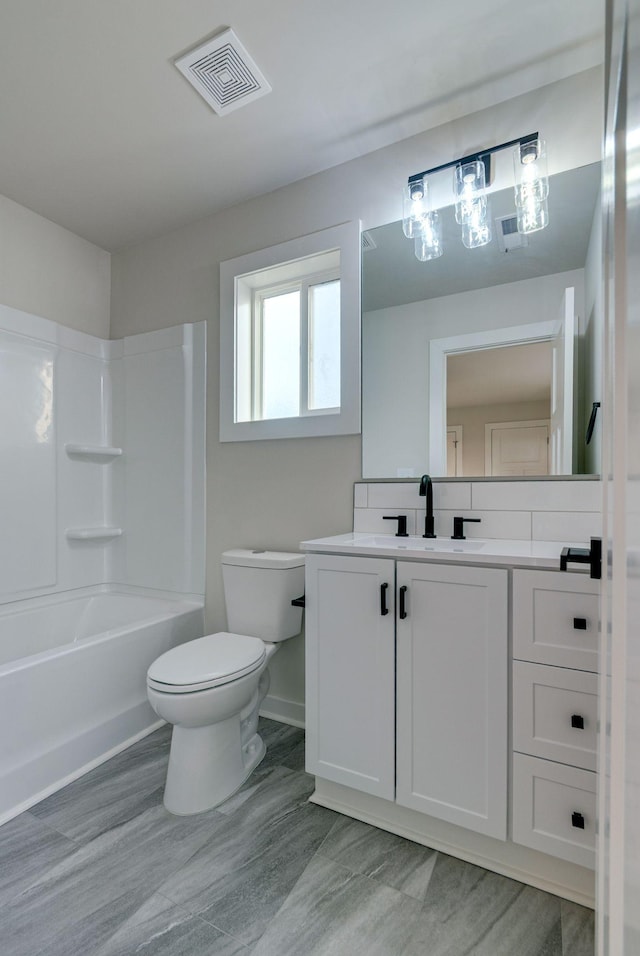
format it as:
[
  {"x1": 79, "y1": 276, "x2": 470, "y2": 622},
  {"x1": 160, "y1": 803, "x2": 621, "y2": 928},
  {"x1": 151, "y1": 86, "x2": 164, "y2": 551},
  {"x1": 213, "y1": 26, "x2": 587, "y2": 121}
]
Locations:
[{"x1": 0, "y1": 587, "x2": 204, "y2": 824}]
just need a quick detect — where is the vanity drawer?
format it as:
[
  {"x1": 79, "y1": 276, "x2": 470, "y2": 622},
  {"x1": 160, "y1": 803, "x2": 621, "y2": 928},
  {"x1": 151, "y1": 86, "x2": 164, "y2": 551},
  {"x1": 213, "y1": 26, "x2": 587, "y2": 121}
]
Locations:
[
  {"x1": 513, "y1": 662, "x2": 598, "y2": 771},
  {"x1": 512, "y1": 753, "x2": 596, "y2": 869},
  {"x1": 513, "y1": 569, "x2": 599, "y2": 672}
]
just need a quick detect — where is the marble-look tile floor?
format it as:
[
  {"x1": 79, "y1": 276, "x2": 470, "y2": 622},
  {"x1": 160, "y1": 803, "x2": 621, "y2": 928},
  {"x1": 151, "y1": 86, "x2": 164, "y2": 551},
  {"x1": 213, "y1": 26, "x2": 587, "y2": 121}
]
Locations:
[{"x1": 0, "y1": 719, "x2": 595, "y2": 956}]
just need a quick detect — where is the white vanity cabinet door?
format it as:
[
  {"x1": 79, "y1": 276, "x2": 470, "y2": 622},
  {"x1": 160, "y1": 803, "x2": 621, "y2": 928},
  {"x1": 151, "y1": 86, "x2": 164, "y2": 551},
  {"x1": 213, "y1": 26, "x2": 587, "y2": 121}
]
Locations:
[
  {"x1": 305, "y1": 553, "x2": 396, "y2": 800},
  {"x1": 395, "y1": 562, "x2": 508, "y2": 839}
]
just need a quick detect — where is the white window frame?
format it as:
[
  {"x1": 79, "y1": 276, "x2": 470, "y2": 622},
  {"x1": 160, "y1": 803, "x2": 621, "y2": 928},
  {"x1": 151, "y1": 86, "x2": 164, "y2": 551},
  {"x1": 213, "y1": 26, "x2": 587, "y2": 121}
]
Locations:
[
  {"x1": 220, "y1": 221, "x2": 361, "y2": 441},
  {"x1": 252, "y1": 269, "x2": 340, "y2": 421}
]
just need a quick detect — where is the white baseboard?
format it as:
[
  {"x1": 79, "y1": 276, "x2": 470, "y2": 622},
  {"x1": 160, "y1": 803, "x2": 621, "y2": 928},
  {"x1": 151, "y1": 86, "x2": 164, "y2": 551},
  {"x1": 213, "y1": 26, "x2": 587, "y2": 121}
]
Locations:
[
  {"x1": 260, "y1": 694, "x2": 305, "y2": 728},
  {"x1": 310, "y1": 778, "x2": 595, "y2": 909}
]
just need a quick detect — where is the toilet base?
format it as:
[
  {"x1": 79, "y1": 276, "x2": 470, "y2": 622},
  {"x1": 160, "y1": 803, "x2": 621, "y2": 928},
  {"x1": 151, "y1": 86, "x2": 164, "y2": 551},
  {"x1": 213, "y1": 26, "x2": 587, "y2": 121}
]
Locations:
[{"x1": 163, "y1": 716, "x2": 266, "y2": 815}]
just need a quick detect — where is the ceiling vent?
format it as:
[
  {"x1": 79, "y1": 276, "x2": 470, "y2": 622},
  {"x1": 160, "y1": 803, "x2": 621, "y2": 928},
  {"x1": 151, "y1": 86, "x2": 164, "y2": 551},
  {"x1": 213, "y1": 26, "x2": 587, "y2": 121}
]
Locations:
[
  {"x1": 175, "y1": 29, "x2": 271, "y2": 116},
  {"x1": 495, "y1": 214, "x2": 529, "y2": 253},
  {"x1": 361, "y1": 231, "x2": 377, "y2": 252}
]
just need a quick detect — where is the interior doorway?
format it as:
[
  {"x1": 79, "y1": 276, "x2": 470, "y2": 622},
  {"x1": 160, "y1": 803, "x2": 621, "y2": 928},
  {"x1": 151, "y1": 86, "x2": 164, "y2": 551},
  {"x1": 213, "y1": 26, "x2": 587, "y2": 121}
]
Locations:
[{"x1": 447, "y1": 341, "x2": 552, "y2": 476}]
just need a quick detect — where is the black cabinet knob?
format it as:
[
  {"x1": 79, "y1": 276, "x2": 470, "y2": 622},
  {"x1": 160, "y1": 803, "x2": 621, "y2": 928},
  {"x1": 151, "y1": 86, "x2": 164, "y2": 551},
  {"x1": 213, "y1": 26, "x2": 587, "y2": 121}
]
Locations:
[
  {"x1": 573, "y1": 617, "x2": 588, "y2": 630},
  {"x1": 571, "y1": 714, "x2": 585, "y2": 729},
  {"x1": 571, "y1": 811, "x2": 585, "y2": 829}
]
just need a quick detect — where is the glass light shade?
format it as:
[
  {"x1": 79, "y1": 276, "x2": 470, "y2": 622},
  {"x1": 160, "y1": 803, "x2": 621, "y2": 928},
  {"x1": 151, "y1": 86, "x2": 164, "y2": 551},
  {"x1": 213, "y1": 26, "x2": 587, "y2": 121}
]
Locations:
[
  {"x1": 513, "y1": 138, "x2": 549, "y2": 234},
  {"x1": 461, "y1": 216, "x2": 492, "y2": 249},
  {"x1": 454, "y1": 160, "x2": 487, "y2": 224},
  {"x1": 414, "y1": 211, "x2": 443, "y2": 261},
  {"x1": 402, "y1": 179, "x2": 429, "y2": 238}
]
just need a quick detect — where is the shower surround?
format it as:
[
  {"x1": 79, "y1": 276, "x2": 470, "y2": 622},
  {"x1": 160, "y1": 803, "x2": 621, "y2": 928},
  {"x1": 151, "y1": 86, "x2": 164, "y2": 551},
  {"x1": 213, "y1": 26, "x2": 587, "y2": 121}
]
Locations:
[{"x1": 0, "y1": 306, "x2": 206, "y2": 823}]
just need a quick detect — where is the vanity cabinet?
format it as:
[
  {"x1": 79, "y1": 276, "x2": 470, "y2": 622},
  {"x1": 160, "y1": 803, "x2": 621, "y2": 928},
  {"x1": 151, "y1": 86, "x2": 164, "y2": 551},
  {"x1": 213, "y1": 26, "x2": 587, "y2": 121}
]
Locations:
[
  {"x1": 395, "y1": 561, "x2": 508, "y2": 838},
  {"x1": 305, "y1": 554, "x2": 508, "y2": 838},
  {"x1": 304, "y1": 553, "x2": 395, "y2": 800},
  {"x1": 511, "y1": 569, "x2": 599, "y2": 869}
]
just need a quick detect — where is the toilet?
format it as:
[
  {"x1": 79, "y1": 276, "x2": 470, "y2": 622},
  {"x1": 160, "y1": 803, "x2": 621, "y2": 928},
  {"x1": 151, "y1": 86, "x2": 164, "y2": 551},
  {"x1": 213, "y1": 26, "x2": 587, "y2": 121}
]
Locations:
[{"x1": 146, "y1": 549, "x2": 305, "y2": 815}]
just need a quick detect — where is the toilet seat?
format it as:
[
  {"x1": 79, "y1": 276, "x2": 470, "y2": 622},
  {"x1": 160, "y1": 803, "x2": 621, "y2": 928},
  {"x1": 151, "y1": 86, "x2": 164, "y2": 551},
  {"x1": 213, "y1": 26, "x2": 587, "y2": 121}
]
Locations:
[{"x1": 147, "y1": 631, "x2": 266, "y2": 694}]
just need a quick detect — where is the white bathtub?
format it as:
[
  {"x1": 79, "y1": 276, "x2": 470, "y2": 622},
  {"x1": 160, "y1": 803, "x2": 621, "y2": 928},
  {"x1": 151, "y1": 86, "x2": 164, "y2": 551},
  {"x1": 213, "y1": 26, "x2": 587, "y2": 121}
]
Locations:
[{"x1": 0, "y1": 587, "x2": 204, "y2": 824}]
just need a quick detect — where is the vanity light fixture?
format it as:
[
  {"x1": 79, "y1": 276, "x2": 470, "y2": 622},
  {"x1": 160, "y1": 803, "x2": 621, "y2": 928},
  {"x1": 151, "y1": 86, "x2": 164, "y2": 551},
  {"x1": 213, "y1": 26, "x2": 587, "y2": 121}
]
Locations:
[
  {"x1": 402, "y1": 177, "x2": 443, "y2": 260},
  {"x1": 403, "y1": 132, "x2": 548, "y2": 262}
]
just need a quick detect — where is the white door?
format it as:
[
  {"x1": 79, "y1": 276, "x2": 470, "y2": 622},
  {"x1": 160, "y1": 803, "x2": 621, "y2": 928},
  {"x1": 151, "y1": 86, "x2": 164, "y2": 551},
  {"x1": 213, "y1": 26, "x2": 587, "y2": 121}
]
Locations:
[
  {"x1": 600, "y1": 3, "x2": 640, "y2": 953},
  {"x1": 550, "y1": 287, "x2": 575, "y2": 474},
  {"x1": 485, "y1": 419, "x2": 549, "y2": 476},
  {"x1": 395, "y1": 561, "x2": 508, "y2": 839},
  {"x1": 304, "y1": 553, "x2": 396, "y2": 800}
]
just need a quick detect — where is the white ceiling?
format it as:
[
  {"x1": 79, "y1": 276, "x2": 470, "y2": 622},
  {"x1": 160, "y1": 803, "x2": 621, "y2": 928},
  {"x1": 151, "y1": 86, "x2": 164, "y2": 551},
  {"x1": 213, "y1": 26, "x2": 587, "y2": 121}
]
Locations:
[{"x1": 0, "y1": 1, "x2": 603, "y2": 251}]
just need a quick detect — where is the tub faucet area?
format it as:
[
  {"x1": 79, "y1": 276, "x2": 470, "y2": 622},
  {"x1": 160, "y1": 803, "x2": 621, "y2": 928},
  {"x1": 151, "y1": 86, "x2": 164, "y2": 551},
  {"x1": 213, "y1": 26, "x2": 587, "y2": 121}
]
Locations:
[{"x1": 419, "y1": 474, "x2": 437, "y2": 539}]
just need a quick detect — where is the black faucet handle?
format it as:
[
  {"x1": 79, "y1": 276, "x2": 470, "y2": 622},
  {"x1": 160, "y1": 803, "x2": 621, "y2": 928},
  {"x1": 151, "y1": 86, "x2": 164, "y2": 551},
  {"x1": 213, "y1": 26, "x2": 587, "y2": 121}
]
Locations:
[
  {"x1": 383, "y1": 515, "x2": 409, "y2": 537},
  {"x1": 451, "y1": 516, "x2": 481, "y2": 540}
]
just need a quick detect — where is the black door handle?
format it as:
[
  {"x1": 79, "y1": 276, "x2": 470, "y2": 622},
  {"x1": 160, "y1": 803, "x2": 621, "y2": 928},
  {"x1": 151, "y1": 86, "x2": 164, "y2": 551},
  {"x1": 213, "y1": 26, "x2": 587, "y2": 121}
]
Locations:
[
  {"x1": 571, "y1": 811, "x2": 585, "y2": 830},
  {"x1": 380, "y1": 582, "x2": 389, "y2": 616},
  {"x1": 399, "y1": 585, "x2": 408, "y2": 620},
  {"x1": 571, "y1": 714, "x2": 585, "y2": 729},
  {"x1": 560, "y1": 537, "x2": 602, "y2": 580}
]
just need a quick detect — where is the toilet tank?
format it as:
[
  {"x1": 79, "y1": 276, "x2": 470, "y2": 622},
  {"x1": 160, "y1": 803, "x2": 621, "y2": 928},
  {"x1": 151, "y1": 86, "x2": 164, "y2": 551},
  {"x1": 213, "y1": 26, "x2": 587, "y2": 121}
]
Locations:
[{"x1": 221, "y1": 550, "x2": 305, "y2": 642}]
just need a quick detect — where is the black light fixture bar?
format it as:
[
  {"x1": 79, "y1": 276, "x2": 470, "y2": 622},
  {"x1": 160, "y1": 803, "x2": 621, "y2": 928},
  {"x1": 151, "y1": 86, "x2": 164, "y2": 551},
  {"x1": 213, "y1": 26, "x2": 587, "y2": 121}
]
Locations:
[{"x1": 407, "y1": 131, "x2": 539, "y2": 192}]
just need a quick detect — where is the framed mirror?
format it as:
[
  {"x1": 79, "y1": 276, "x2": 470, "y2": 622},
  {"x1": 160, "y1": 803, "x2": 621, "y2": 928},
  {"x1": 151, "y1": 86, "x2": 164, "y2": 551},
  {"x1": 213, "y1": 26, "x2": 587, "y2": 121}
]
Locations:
[{"x1": 362, "y1": 162, "x2": 601, "y2": 478}]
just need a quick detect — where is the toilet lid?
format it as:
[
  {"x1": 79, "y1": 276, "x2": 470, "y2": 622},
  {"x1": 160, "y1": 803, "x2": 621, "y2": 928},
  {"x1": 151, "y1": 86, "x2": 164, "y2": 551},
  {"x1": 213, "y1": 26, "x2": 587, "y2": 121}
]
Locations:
[{"x1": 147, "y1": 632, "x2": 266, "y2": 693}]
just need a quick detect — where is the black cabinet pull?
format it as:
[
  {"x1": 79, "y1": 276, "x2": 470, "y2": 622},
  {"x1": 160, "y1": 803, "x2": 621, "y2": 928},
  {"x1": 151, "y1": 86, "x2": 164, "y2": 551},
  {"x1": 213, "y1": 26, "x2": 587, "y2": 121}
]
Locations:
[
  {"x1": 380, "y1": 583, "x2": 389, "y2": 616},
  {"x1": 399, "y1": 585, "x2": 408, "y2": 619},
  {"x1": 573, "y1": 617, "x2": 587, "y2": 630},
  {"x1": 291, "y1": 595, "x2": 305, "y2": 608},
  {"x1": 571, "y1": 714, "x2": 585, "y2": 729},
  {"x1": 571, "y1": 811, "x2": 585, "y2": 829}
]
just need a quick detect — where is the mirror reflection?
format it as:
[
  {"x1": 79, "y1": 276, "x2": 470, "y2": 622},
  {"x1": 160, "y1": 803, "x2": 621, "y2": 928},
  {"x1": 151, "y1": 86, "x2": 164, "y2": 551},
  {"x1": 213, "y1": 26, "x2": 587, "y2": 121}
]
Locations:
[{"x1": 362, "y1": 163, "x2": 602, "y2": 478}]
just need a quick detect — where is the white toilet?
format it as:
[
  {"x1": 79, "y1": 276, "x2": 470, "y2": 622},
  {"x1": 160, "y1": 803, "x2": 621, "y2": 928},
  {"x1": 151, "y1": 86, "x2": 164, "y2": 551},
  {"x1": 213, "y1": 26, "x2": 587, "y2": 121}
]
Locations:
[{"x1": 146, "y1": 549, "x2": 305, "y2": 815}]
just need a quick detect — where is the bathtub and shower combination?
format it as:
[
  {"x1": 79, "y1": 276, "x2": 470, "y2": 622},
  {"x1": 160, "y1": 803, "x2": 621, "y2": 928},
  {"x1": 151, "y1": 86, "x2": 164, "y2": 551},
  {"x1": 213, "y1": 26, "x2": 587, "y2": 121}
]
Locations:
[
  {"x1": 0, "y1": 310, "x2": 207, "y2": 825},
  {"x1": 0, "y1": 588, "x2": 204, "y2": 823}
]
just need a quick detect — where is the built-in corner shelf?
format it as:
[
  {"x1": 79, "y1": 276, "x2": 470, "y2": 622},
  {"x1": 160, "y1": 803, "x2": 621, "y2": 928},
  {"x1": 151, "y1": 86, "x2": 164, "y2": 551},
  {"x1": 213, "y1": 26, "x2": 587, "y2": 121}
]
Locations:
[
  {"x1": 65, "y1": 527, "x2": 123, "y2": 541},
  {"x1": 65, "y1": 443, "x2": 123, "y2": 460}
]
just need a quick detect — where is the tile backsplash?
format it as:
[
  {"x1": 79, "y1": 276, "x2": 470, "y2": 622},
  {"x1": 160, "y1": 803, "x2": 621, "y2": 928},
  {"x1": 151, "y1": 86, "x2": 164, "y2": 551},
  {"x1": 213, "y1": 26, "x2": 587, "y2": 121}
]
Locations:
[{"x1": 353, "y1": 480, "x2": 602, "y2": 544}]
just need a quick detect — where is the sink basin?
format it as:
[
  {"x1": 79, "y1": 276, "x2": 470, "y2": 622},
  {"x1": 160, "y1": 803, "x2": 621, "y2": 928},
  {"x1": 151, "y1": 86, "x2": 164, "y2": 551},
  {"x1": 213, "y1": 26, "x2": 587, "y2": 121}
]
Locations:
[{"x1": 353, "y1": 535, "x2": 486, "y2": 552}]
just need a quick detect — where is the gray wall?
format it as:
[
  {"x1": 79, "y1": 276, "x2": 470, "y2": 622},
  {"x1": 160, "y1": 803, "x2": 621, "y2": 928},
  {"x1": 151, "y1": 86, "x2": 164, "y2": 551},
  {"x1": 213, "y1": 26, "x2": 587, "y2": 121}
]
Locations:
[
  {"x1": 109, "y1": 68, "x2": 603, "y2": 715},
  {"x1": 0, "y1": 195, "x2": 111, "y2": 337}
]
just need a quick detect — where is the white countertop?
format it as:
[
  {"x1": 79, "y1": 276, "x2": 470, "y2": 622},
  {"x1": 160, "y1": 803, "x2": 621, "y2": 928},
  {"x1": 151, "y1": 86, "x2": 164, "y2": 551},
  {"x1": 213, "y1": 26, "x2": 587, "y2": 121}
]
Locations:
[{"x1": 300, "y1": 533, "x2": 591, "y2": 571}]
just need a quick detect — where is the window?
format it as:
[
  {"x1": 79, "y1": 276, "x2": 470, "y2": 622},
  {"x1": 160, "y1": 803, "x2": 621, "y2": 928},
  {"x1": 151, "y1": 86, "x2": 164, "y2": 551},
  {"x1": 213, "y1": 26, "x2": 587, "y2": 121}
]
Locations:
[
  {"x1": 220, "y1": 221, "x2": 360, "y2": 441},
  {"x1": 249, "y1": 267, "x2": 340, "y2": 421}
]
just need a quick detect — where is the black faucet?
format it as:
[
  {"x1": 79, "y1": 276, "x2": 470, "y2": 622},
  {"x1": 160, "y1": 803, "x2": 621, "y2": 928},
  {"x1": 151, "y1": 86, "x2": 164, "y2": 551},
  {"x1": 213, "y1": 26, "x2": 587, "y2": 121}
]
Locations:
[{"x1": 419, "y1": 474, "x2": 437, "y2": 538}]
